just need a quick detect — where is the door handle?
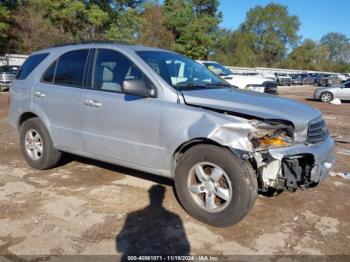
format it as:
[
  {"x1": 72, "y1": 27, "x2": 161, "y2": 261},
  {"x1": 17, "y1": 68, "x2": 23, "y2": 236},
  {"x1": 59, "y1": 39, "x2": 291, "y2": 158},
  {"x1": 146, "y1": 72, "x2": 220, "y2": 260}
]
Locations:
[
  {"x1": 34, "y1": 91, "x2": 46, "y2": 98},
  {"x1": 85, "y1": 99, "x2": 102, "y2": 107}
]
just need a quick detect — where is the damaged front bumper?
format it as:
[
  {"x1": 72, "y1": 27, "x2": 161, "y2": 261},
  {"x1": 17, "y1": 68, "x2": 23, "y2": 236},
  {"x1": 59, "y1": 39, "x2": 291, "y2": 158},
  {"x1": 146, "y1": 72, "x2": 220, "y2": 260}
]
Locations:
[{"x1": 255, "y1": 136, "x2": 334, "y2": 191}]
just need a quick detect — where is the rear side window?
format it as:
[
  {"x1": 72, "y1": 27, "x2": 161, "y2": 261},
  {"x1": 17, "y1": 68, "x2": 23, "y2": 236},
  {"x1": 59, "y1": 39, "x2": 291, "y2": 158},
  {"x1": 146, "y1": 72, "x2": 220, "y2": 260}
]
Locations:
[
  {"x1": 54, "y1": 50, "x2": 88, "y2": 87},
  {"x1": 42, "y1": 61, "x2": 56, "y2": 83},
  {"x1": 16, "y1": 53, "x2": 49, "y2": 80}
]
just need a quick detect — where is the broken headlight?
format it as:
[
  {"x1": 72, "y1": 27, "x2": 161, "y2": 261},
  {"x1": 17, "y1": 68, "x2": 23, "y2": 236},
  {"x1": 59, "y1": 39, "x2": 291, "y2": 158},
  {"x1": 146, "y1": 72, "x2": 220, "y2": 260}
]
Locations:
[{"x1": 250, "y1": 121, "x2": 294, "y2": 150}]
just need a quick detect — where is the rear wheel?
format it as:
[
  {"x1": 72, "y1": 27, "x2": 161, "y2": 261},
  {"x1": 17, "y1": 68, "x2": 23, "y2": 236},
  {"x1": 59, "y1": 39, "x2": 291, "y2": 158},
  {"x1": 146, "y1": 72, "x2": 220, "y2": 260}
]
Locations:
[
  {"x1": 320, "y1": 92, "x2": 333, "y2": 102},
  {"x1": 20, "y1": 118, "x2": 61, "y2": 169},
  {"x1": 174, "y1": 144, "x2": 257, "y2": 227}
]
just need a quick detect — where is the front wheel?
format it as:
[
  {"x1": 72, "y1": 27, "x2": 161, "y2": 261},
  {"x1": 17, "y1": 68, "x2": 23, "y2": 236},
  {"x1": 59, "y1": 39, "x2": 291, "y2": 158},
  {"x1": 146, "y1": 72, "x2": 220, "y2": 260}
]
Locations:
[{"x1": 174, "y1": 144, "x2": 257, "y2": 227}]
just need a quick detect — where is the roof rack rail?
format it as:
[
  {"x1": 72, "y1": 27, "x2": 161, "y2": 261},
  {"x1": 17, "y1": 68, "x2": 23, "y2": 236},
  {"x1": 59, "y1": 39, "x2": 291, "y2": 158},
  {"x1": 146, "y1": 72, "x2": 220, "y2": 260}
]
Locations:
[{"x1": 52, "y1": 40, "x2": 129, "y2": 48}]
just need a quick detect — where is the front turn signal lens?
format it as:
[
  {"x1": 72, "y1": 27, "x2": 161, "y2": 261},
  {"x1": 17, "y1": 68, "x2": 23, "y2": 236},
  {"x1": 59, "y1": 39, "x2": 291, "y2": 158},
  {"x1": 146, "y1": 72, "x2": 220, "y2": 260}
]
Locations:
[{"x1": 259, "y1": 136, "x2": 290, "y2": 147}]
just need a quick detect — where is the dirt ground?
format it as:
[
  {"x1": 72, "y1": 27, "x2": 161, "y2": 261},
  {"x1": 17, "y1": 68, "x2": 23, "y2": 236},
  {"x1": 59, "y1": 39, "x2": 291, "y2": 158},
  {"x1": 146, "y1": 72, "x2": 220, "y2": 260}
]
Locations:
[{"x1": 0, "y1": 86, "x2": 349, "y2": 259}]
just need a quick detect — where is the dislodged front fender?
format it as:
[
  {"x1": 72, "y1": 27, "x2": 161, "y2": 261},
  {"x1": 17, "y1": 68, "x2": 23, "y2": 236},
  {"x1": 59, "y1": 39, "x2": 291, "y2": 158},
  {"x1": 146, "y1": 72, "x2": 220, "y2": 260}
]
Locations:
[{"x1": 160, "y1": 105, "x2": 256, "y2": 174}]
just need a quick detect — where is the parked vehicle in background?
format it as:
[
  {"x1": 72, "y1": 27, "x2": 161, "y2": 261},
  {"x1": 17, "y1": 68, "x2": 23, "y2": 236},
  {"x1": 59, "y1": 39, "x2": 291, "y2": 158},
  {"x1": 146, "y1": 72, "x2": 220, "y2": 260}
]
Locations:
[
  {"x1": 259, "y1": 72, "x2": 277, "y2": 81},
  {"x1": 275, "y1": 73, "x2": 292, "y2": 86},
  {"x1": 9, "y1": 42, "x2": 333, "y2": 227},
  {"x1": 197, "y1": 61, "x2": 278, "y2": 95},
  {"x1": 318, "y1": 74, "x2": 341, "y2": 87},
  {"x1": 336, "y1": 74, "x2": 348, "y2": 83},
  {"x1": 300, "y1": 74, "x2": 315, "y2": 85},
  {"x1": 0, "y1": 65, "x2": 18, "y2": 91},
  {"x1": 314, "y1": 80, "x2": 350, "y2": 102},
  {"x1": 290, "y1": 74, "x2": 303, "y2": 85},
  {"x1": 312, "y1": 73, "x2": 323, "y2": 85},
  {"x1": 239, "y1": 72, "x2": 259, "y2": 76}
]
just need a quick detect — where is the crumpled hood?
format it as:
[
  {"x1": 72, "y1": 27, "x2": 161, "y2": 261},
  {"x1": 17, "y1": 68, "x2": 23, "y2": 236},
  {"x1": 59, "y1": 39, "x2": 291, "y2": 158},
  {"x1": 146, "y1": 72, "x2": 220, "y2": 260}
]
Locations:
[{"x1": 181, "y1": 88, "x2": 321, "y2": 132}]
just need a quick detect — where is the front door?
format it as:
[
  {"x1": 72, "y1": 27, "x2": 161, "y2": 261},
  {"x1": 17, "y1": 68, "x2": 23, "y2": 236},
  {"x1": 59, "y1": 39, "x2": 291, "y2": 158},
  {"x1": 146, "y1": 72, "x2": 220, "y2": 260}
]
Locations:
[
  {"x1": 335, "y1": 81, "x2": 350, "y2": 100},
  {"x1": 82, "y1": 49, "x2": 162, "y2": 169}
]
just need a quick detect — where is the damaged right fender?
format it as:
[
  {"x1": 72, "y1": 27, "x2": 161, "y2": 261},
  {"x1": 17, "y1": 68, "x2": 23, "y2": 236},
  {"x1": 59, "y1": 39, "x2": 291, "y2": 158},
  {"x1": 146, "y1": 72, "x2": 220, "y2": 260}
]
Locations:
[{"x1": 160, "y1": 105, "x2": 256, "y2": 175}]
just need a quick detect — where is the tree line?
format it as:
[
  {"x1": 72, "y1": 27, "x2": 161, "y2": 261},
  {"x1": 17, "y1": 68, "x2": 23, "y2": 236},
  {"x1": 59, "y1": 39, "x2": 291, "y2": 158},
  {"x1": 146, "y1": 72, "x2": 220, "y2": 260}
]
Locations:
[{"x1": 0, "y1": 0, "x2": 349, "y2": 72}]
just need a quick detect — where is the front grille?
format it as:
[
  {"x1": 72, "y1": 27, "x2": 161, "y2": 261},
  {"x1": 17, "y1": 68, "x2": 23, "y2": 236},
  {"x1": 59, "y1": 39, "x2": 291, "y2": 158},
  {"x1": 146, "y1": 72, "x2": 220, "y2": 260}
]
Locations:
[{"x1": 307, "y1": 117, "x2": 329, "y2": 143}]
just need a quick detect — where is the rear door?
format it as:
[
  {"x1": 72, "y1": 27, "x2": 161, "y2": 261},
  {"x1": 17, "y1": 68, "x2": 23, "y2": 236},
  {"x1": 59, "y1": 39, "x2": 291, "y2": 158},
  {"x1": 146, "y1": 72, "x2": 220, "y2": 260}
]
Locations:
[
  {"x1": 33, "y1": 49, "x2": 89, "y2": 151},
  {"x1": 82, "y1": 48, "x2": 162, "y2": 168}
]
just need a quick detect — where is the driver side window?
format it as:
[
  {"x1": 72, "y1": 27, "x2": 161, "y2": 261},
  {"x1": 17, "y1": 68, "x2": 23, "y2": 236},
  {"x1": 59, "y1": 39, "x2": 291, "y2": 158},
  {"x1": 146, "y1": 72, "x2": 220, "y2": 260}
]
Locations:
[
  {"x1": 344, "y1": 82, "x2": 350, "y2": 88},
  {"x1": 93, "y1": 49, "x2": 147, "y2": 93}
]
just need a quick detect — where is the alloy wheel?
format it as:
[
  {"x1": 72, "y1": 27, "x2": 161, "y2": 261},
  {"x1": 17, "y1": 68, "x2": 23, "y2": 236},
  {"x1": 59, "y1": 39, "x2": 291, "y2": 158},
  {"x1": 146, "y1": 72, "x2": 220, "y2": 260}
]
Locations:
[
  {"x1": 187, "y1": 162, "x2": 232, "y2": 213},
  {"x1": 24, "y1": 129, "x2": 43, "y2": 161}
]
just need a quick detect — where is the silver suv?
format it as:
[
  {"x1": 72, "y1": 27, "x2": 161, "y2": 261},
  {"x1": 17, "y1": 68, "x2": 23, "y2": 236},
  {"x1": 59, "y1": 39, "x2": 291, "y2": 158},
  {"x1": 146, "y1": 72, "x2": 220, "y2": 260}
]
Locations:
[{"x1": 9, "y1": 42, "x2": 334, "y2": 227}]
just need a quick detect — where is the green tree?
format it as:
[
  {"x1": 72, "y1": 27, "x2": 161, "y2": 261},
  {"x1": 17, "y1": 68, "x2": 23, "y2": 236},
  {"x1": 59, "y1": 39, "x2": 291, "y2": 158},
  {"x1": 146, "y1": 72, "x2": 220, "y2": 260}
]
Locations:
[
  {"x1": 101, "y1": 0, "x2": 145, "y2": 43},
  {"x1": 320, "y1": 32, "x2": 350, "y2": 63},
  {"x1": 163, "y1": 0, "x2": 221, "y2": 59},
  {"x1": 0, "y1": 0, "x2": 19, "y2": 53},
  {"x1": 284, "y1": 39, "x2": 321, "y2": 70},
  {"x1": 11, "y1": 0, "x2": 72, "y2": 53},
  {"x1": 105, "y1": 8, "x2": 142, "y2": 43},
  {"x1": 139, "y1": 4, "x2": 174, "y2": 48},
  {"x1": 239, "y1": 3, "x2": 300, "y2": 67},
  {"x1": 0, "y1": 5, "x2": 10, "y2": 38},
  {"x1": 212, "y1": 30, "x2": 257, "y2": 67},
  {"x1": 42, "y1": 0, "x2": 109, "y2": 40}
]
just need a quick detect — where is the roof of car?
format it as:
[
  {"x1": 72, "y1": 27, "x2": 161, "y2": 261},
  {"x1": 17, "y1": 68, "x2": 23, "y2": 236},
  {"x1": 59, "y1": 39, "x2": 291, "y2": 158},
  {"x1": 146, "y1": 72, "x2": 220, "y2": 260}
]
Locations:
[{"x1": 31, "y1": 41, "x2": 174, "y2": 55}]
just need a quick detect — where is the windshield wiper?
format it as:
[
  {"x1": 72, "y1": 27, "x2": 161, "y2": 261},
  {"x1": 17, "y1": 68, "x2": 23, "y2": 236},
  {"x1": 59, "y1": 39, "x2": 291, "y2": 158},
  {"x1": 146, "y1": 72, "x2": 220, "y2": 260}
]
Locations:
[
  {"x1": 174, "y1": 82, "x2": 232, "y2": 90},
  {"x1": 174, "y1": 82, "x2": 208, "y2": 89},
  {"x1": 204, "y1": 82, "x2": 232, "y2": 87}
]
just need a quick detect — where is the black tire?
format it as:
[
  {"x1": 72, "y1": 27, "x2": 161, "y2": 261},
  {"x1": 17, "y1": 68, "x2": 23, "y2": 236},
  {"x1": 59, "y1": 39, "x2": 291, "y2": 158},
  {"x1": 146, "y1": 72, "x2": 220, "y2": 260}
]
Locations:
[
  {"x1": 20, "y1": 117, "x2": 61, "y2": 170},
  {"x1": 320, "y1": 91, "x2": 333, "y2": 102},
  {"x1": 174, "y1": 144, "x2": 257, "y2": 227}
]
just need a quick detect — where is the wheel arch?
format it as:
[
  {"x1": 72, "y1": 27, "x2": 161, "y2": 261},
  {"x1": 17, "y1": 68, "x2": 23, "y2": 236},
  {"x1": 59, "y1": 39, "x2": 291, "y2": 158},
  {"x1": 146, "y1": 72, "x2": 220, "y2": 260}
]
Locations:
[
  {"x1": 18, "y1": 112, "x2": 38, "y2": 129},
  {"x1": 17, "y1": 110, "x2": 55, "y2": 145},
  {"x1": 171, "y1": 138, "x2": 230, "y2": 177}
]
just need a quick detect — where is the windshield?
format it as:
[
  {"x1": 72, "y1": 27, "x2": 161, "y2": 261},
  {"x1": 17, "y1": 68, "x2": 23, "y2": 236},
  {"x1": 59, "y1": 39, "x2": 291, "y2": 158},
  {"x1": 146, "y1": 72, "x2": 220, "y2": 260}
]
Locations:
[
  {"x1": 136, "y1": 51, "x2": 228, "y2": 90},
  {"x1": 202, "y1": 62, "x2": 233, "y2": 76}
]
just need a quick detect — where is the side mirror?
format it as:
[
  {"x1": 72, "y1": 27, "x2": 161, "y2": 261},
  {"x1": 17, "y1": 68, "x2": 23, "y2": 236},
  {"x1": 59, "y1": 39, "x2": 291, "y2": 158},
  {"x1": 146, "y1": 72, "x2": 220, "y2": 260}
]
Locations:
[{"x1": 122, "y1": 79, "x2": 155, "y2": 97}]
